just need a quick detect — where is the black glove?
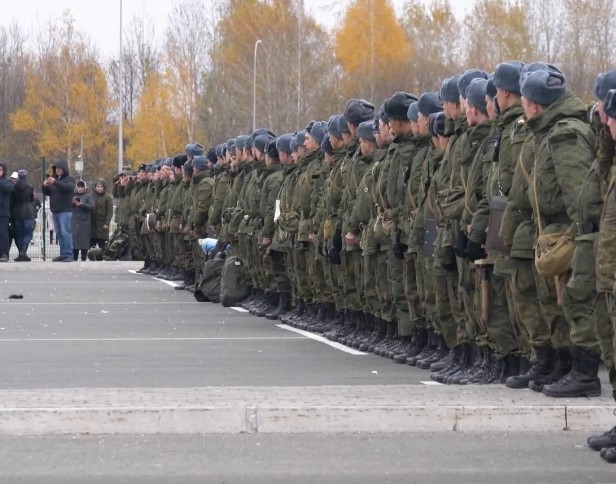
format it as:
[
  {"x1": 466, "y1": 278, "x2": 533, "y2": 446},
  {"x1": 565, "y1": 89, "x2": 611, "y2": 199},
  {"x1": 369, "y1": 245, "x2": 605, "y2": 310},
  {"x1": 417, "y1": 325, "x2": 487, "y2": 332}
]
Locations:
[
  {"x1": 294, "y1": 241, "x2": 309, "y2": 252},
  {"x1": 393, "y1": 243, "x2": 407, "y2": 260},
  {"x1": 332, "y1": 227, "x2": 342, "y2": 251},
  {"x1": 465, "y1": 239, "x2": 487, "y2": 262},
  {"x1": 454, "y1": 232, "x2": 468, "y2": 259},
  {"x1": 328, "y1": 247, "x2": 341, "y2": 265}
]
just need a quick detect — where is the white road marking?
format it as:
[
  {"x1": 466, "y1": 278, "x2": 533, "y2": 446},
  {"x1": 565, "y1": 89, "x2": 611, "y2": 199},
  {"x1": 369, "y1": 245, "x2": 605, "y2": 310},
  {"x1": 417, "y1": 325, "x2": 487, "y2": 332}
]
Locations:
[
  {"x1": 420, "y1": 381, "x2": 443, "y2": 386},
  {"x1": 0, "y1": 302, "x2": 197, "y2": 306},
  {"x1": 153, "y1": 278, "x2": 180, "y2": 288},
  {"x1": 231, "y1": 307, "x2": 249, "y2": 313},
  {"x1": 0, "y1": 337, "x2": 304, "y2": 342},
  {"x1": 127, "y1": 270, "x2": 138, "y2": 274},
  {"x1": 276, "y1": 324, "x2": 367, "y2": 356}
]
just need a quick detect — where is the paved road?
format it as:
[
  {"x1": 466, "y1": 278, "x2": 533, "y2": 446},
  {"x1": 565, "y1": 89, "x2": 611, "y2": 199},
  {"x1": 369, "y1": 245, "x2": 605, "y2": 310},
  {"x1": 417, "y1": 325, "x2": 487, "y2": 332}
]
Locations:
[
  {"x1": 0, "y1": 262, "x2": 427, "y2": 388},
  {"x1": 0, "y1": 432, "x2": 612, "y2": 484}
]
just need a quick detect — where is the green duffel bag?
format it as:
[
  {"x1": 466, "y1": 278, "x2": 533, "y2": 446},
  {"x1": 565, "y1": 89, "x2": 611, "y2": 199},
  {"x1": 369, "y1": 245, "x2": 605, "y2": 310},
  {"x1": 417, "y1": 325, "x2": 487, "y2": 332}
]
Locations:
[{"x1": 220, "y1": 256, "x2": 250, "y2": 307}]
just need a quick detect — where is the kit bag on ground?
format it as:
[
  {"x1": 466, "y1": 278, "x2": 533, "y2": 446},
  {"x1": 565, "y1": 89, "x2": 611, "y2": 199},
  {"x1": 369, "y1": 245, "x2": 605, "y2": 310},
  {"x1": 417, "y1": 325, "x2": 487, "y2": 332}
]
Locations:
[
  {"x1": 220, "y1": 256, "x2": 250, "y2": 307},
  {"x1": 194, "y1": 254, "x2": 226, "y2": 303},
  {"x1": 102, "y1": 228, "x2": 130, "y2": 261}
]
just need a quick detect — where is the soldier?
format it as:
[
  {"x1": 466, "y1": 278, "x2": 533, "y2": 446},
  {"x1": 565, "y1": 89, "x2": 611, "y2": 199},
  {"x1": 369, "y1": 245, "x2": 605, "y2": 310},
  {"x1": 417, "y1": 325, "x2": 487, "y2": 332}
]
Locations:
[
  {"x1": 345, "y1": 120, "x2": 380, "y2": 345},
  {"x1": 175, "y1": 160, "x2": 196, "y2": 291},
  {"x1": 162, "y1": 155, "x2": 188, "y2": 281},
  {"x1": 127, "y1": 164, "x2": 149, "y2": 264},
  {"x1": 209, "y1": 143, "x2": 232, "y2": 238},
  {"x1": 402, "y1": 93, "x2": 444, "y2": 364},
  {"x1": 408, "y1": 112, "x2": 451, "y2": 367},
  {"x1": 222, "y1": 135, "x2": 250, "y2": 253},
  {"x1": 265, "y1": 134, "x2": 297, "y2": 320},
  {"x1": 521, "y1": 66, "x2": 594, "y2": 393},
  {"x1": 588, "y1": 88, "x2": 616, "y2": 463},
  {"x1": 190, "y1": 154, "x2": 215, "y2": 297},
  {"x1": 372, "y1": 92, "x2": 417, "y2": 357},
  {"x1": 337, "y1": 100, "x2": 375, "y2": 346}
]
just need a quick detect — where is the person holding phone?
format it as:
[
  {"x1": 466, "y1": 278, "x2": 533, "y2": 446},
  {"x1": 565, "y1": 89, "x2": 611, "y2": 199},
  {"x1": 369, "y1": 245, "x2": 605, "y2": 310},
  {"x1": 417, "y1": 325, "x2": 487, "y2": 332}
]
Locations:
[
  {"x1": 71, "y1": 180, "x2": 94, "y2": 261},
  {"x1": 42, "y1": 160, "x2": 76, "y2": 262}
]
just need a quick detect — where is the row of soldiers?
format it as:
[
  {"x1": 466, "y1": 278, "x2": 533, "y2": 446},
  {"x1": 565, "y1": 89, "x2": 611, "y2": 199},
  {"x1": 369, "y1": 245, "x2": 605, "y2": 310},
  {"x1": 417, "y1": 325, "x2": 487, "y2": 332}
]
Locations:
[{"x1": 116, "y1": 62, "x2": 616, "y2": 463}]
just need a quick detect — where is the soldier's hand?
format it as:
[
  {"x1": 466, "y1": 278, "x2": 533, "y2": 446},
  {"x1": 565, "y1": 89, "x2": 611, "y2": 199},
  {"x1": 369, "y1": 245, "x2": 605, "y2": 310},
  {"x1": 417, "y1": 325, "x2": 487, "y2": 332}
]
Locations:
[
  {"x1": 308, "y1": 233, "x2": 317, "y2": 244},
  {"x1": 344, "y1": 232, "x2": 358, "y2": 246},
  {"x1": 156, "y1": 221, "x2": 162, "y2": 231},
  {"x1": 103, "y1": 224, "x2": 109, "y2": 230},
  {"x1": 261, "y1": 237, "x2": 272, "y2": 247}
]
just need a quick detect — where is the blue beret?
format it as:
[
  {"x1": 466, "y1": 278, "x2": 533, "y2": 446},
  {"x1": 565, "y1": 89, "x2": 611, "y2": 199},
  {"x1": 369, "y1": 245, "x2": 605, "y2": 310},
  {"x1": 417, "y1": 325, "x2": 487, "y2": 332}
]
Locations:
[
  {"x1": 604, "y1": 89, "x2": 616, "y2": 119},
  {"x1": 494, "y1": 61, "x2": 524, "y2": 95},
  {"x1": 466, "y1": 78, "x2": 488, "y2": 114},
  {"x1": 417, "y1": 92, "x2": 443, "y2": 117},
  {"x1": 358, "y1": 121, "x2": 376, "y2": 143},
  {"x1": 193, "y1": 155, "x2": 208, "y2": 171},
  {"x1": 441, "y1": 75, "x2": 462, "y2": 103},
  {"x1": 595, "y1": 70, "x2": 616, "y2": 101},
  {"x1": 276, "y1": 134, "x2": 294, "y2": 155},
  {"x1": 407, "y1": 102, "x2": 419, "y2": 122},
  {"x1": 327, "y1": 115, "x2": 343, "y2": 139},
  {"x1": 458, "y1": 69, "x2": 489, "y2": 100},
  {"x1": 344, "y1": 99, "x2": 376, "y2": 126},
  {"x1": 521, "y1": 69, "x2": 566, "y2": 106}
]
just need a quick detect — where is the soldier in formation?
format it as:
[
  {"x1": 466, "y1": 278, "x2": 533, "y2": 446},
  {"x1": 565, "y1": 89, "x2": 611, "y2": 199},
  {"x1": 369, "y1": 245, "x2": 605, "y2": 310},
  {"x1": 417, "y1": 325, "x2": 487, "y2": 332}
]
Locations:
[{"x1": 118, "y1": 63, "x2": 616, "y2": 464}]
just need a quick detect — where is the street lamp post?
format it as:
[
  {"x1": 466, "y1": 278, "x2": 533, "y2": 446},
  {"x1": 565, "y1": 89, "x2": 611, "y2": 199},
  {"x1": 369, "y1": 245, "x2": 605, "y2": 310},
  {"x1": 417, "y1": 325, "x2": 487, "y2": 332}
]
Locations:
[
  {"x1": 118, "y1": 0, "x2": 124, "y2": 174},
  {"x1": 253, "y1": 39, "x2": 262, "y2": 133}
]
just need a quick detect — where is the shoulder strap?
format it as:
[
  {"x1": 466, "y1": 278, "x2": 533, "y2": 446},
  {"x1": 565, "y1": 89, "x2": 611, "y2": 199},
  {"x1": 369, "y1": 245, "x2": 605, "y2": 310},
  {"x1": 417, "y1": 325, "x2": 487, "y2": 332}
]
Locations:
[{"x1": 531, "y1": 162, "x2": 544, "y2": 236}]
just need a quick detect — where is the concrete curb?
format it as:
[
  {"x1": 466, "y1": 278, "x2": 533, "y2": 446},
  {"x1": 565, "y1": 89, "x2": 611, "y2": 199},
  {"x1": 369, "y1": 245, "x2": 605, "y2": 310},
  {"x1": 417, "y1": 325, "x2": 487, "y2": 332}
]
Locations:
[{"x1": 0, "y1": 386, "x2": 613, "y2": 435}]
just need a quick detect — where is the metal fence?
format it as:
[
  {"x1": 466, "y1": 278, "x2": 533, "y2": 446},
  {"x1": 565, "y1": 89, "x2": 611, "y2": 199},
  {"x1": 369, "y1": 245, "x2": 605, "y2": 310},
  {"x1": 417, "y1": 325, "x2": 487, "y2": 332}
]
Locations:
[{"x1": 8, "y1": 205, "x2": 117, "y2": 261}]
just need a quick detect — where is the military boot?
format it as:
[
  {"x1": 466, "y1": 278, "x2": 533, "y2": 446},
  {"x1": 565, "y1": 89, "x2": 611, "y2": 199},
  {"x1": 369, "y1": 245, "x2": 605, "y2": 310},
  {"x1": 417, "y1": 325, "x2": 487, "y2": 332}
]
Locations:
[
  {"x1": 185, "y1": 271, "x2": 197, "y2": 293},
  {"x1": 449, "y1": 342, "x2": 479, "y2": 385},
  {"x1": 136, "y1": 259, "x2": 151, "y2": 274},
  {"x1": 157, "y1": 265, "x2": 171, "y2": 279},
  {"x1": 542, "y1": 346, "x2": 602, "y2": 398},
  {"x1": 318, "y1": 304, "x2": 342, "y2": 333},
  {"x1": 416, "y1": 334, "x2": 448, "y2": 370},
  {"x1": 351, "y1": 313, "x2": 372, "y2": 348},
  {"x1": 255, "y1": 293, "x2": 277, "y2": 318},
  {"x1": 265, "y1": 292, "x2": 290, "y2": 320},
  {"x1": 444, "y1": 343, "x2": 473, "y2": 385},
  {"x1": 338, "y1": 311, "x2": 360, "y2": 346},
  {"x1": 600, "y1": 446, "x2": 616, "y2": 463},
  {"x1": 409, "y1": 327, "x2": 429, "y2": 358},
  {"x1": 431, "y1": 345, "x2": 465, "y2": 383},
  {"x1": 354, "y1": 314, "x2": 376, "y2": 350},
  {"x1": 361, "y1": 316, "x2": 384, "y2": 352},
  {"x1": 466, "y1": 346, "x2": 489, "y2": 384},
  {"x1": 296, "y1": 303, "x2": 317, "y2": 330},
  {"x1": 149, "y1": 261, "x2": 162, "y2": 275},
  {"x1": 392, "y1": 336, "x2": 415, "y2": 363},
  {"x1": 248, "y1": 290, "x2": 267, "y2": 314},
  {"x1": 505, "y1": 345, "x2": 555, "y2": 389},
  {"x1": 499, "y1": 354, "x2": 522, "y2": 384},
  {"x1": 307, "y1": 304, "x2": 329, "y2": 332},
  {"x1": 374, "y1": 321, "x2": 396, "y2": 355},
  {"x1": 407, "y1": 330, "x2": 435, "y2": 366},
  {"x1": 529, "y1": 346, "x2": 571, "y2": 393},
  {"x1": 286, "y1": 299, "x2": 307, "y2": 326},
  {"x1": 588, "y1": 425, "x2": 616, "y2": 451},
  {"x1": 174, "y1": 270, "x2": 190, "y2": 291},
  {"x1": 168, "y1": 267, "x2": 185, "y2": 281},
  {"x1": 239, "y1": 288, "x2": 257, "y2": 310}
]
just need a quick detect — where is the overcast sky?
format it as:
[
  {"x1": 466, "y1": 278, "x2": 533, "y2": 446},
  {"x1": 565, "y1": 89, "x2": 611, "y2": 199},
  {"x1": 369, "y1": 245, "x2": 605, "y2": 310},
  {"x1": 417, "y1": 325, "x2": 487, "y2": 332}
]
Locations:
[{"x1": 0, "y1": 0, "x2": 475, "y2": 58}]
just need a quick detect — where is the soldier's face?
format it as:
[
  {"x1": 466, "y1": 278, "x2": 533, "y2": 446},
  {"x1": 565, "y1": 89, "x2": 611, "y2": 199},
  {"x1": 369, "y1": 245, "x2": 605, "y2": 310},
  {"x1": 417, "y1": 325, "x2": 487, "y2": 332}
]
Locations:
[
  {"x1": 486, "y1": 96, "x2": 497, "y2": 121},
  {"x1": 607, "y1": 116, "x2": 616, "y2": 140},
  {"x1": 297, "y1": 146, "x2": 306, "y2": 157},
  {"x1": 304, "y1": 134, "x2": 319, "y2": 152},
  {"x1": 324, "y1": 153, "x2": 333, "y2": 165},
  {"x1": 279, "y1": 152, "x2": 291, "y2": 165},
  {"x1": 522, "y1": 97, "x2": 541, "y2": 120},
  {"x1": 291, "y1": 151, "x2": 298, "y2": 163},
  {"x1": 598, "y1": 101, "x2": 608, "y2": 125},
  {"x1": 410, "y1": 121, "x2": 420, "y2": 137},
  {"x1": 379, "y1": 119, "x2": 392, "y2": 142},
  {"x1": 438, "y1": 135, "x2": 449, "y2": 151},
  {"x1": 418, "y1": 113, "x2": 430, "y2": 135},
  {"x1": 359, "y1": 139, "x2": 376, "y2": 156}
]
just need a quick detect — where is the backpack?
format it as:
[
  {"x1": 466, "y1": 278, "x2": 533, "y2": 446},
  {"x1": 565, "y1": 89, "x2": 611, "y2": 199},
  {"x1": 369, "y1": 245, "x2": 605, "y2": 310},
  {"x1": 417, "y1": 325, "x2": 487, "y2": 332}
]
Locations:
[
  {"x1": 103, "y1": 228, "x2": 130, "y2": 261},
  {"x1": 219, "y1": 256, "x2": 250, "y2": 307},
  {"x1": 194, "y1": 256, "x2": 226, "y2": 303}
]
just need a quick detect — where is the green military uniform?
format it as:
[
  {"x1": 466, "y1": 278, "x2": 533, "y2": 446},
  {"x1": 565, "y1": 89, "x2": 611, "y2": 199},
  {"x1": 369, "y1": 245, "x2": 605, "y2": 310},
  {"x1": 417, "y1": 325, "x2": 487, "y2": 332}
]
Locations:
[
  {"x1": 166, "y1": 173, "x2": 185, "y2": 276},
  {"x1": 191, "y1": 168, "x2": 215, "y2": 280},
  {"x1": 243, "y1": 160, "x2": 267, "y2": 293},
  {"x1": 209, "y1": 164, "x2": 230, "y2": 237}
]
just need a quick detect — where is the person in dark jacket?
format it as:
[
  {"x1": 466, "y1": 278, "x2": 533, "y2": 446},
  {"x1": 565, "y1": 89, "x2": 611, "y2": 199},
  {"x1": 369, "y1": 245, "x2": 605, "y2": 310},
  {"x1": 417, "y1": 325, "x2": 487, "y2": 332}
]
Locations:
[
  {"x1": 91, "y1": 179, "x2": 113, "y2": 249},
  {"x1": 10, "y1": 169, "x2": 35, "y2": 261},
  {"x1": 71, "y1": 180, "x2": 94, "y2": 261},
  {"x1": 0, "y1": 162, "x2": 14, "y2": 262},
  {"x1": 42, "y1": 160, "x2": 76, "y2": 262}
]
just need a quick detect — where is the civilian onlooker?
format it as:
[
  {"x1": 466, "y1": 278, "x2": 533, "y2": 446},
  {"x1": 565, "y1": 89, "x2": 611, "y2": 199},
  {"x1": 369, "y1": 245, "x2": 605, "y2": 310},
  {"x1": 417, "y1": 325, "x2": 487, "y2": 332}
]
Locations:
[
  {"x1": 91, "y1": 179, "x2": 113, "y2": 249},
  {"x1": 71, "y1": 180, "x2": 94, "y2": 261},
  {"x1": 0, "y1": 162, "x2": 14, "y2": 262},
  {"x1": 42, "y1": 160, "x2": 75, "y2": 262},
  {"x1": 10, "y1": 169, "x2": 35, "y2": 261}
]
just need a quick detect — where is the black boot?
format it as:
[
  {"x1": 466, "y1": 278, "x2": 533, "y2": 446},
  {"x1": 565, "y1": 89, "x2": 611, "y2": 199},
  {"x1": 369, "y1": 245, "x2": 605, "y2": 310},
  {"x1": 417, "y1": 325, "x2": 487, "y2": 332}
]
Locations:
[
  {"x1": 185, "y1": 271, "x2": 197, "y2": 293},
  {"x1": 408, "y1": 330, "x2": 435, "y2": 366},
  {"x1": 148, "y1": 260, "x2": 161, "y2": 275},
  {"x1": 601, "y1": 446, "x2": 616, "y2": 463},
  {"x1": 168, "y1": 267, "x2": 185, "y2": 281},
  {"x1": 288, "y1": 299, "x2": 307, "y2": 327},
  {"x1": 175, "y1": 270, "x2": 190, "y2": 290},
  {"x1": 266, "y1": 292, "x2": 290, "y2": 320},
  {"x1": 450, "y1": 342, "x2": 479, "y2": 385},
  {"x1": 431, "y1": 344, "x2": 465, "y2": 383},
  {"x1": 319, "y1": 304, "x2": 342, "y2": 333},
  {"x1": 362, "y1": 316, "x2": 385, "y2": 352},
  {"x1": 136, "y1": 259, "x2": 150, "y2": 274},
  {"x1": 416, "y1": 334, "x2": 448, "y2": 370},
  {"x1": 588, "y1": 425, "x2": 616, "y2": 451},
  {"x1": 529, "y1": 346, "x2": 572, "y2": 392},
  {"x1": 373, "y1": 321, "x2": 396, "y2": 354},
  {"x1": 279, "y1": 298, "x2": 299, "y2": 324},
  {"x1": 505, "y1": 345, "x2": 555, "y2": 389},
  {"x1": 445, "y1": 343, "x2": 473, "y2": 385},
  {"x1": 466, "y1": 346, "x2": 489, "y2": 384},
  {"x1": 542, "y1": 346, "x2": 602, "y2": 398}
]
